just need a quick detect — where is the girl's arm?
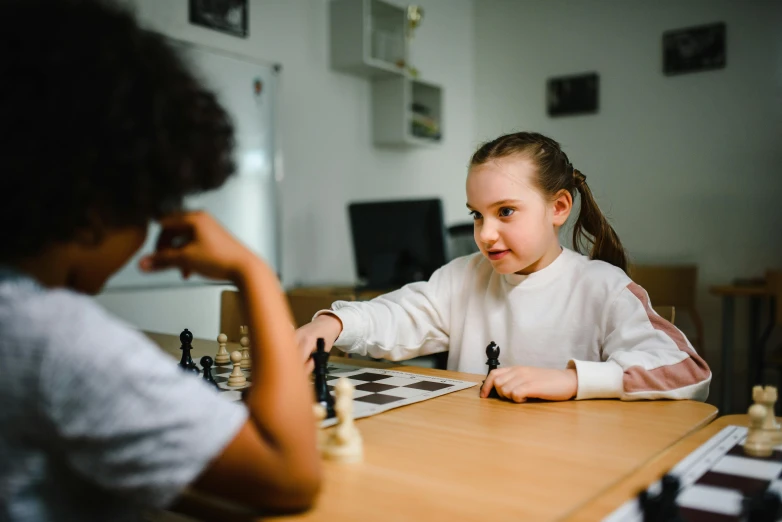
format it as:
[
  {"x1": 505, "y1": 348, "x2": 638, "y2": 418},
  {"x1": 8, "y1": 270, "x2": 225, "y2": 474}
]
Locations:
[
  {"x1": 569, "y1": 282, "x2": 711, "y2": 401},
  {"x1": 297, "y1": 259, "x2": 462, "y2": 362}
]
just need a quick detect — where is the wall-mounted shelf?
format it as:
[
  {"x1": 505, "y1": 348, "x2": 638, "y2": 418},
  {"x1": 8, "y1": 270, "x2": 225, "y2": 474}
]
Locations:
[
  {"x1": 372, "y1": 76, "x2": 442, "y2": 147},
  {"x1": 330, "y1": 0, "x2": 407, "y2": 78},
  {"x1": 330, "y1": 0, "x2": 443, "y2": 147}
]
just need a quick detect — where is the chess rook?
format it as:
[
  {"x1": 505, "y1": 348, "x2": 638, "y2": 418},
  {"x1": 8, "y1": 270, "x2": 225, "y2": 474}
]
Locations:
[{"x1": 227, "y1": 350, "x2": 247, "y2": 387}]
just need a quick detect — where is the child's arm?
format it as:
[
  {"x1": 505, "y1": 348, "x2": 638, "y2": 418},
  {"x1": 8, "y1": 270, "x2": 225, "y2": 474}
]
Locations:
[
  {"x1": 140, "y1": 211, "x2": 320, "y2": 513},
  {"x1": 295, "y1": 260, "x2": 459, "y2": 363},
  {"x1": 569, "y1": 282, "x2": 711, "y2": 401}
]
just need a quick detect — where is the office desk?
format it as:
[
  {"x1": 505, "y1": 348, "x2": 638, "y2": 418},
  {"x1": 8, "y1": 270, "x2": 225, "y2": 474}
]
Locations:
[
  {"x1": 709, "y1": 284, "x2": 774, "y2": 414},
  {"x1": 146, "y1": 332, "x2": 717, "y2": 522}
]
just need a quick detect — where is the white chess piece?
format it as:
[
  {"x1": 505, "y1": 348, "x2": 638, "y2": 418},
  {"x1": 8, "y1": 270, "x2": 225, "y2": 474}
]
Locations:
[
  {"x1": 753, "y1": 385, "x2": 780, "y2": 430},
  {"x1": 215, "y1": 333, "x2": 230, "y2": 365},
  {"x1": 745, "y1": 403, "x2": 774, "y2": 457},
  {"x1": 322, "y1": 377, "x2": 363, "y2": 463},
  {"x1": 227, "y1": 350, "x2": 247, "y2": 387},
  {"x1": 239, "y1": 326, "x2": 251, "y2": 370},
  {"x1": 313, "y1": 403, "x2": 327, "y2": 450}
]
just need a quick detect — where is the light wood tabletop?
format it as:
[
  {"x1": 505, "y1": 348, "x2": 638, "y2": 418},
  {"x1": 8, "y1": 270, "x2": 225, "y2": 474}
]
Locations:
[
  {"x1": 146, "y1": 332, "x2": 718, "y2": 522},
  {"x1": 564, "y1": 414, "x2": 754, "y2": 521}
]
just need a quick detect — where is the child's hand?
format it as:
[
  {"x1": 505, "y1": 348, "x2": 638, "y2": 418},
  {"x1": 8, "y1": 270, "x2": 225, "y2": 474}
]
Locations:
[
  {"x1": 296, "y1": 314, "x2": 343, "y2": 372},
  {"x1": 480, "y1": 366, "x2": 578, "y2": 403},
  {"x1": 139, "y1": 211, "x2": 258, "y2": 283}
]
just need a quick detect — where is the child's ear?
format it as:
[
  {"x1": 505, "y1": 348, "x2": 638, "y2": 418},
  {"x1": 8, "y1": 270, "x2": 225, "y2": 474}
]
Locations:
[{"x1": 551, "y1": 189, "x2": 573, "y2": 226}]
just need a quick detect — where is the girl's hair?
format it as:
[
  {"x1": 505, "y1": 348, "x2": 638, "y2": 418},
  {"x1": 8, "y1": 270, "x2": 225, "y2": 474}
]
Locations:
[{"x1": 470, "y1": 132, "x2": 628, "y2": 273}]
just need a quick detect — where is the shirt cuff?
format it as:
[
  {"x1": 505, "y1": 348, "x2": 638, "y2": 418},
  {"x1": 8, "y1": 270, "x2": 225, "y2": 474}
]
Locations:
[
  {"x1": 567, "y1": 359, "x2": 624, "y2": 400},
  {"x1": 312, "y1": 306, "x2": 364, "y2": 352}
]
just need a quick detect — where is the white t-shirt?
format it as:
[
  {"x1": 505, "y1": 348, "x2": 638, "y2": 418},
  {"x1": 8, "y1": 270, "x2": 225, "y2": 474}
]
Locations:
[
  {"x1": 0, "y1": 270, "x2": 247, "y2": 522},
  {"x1": 324, "y1": 248, "x2": 711, "y2": 401}
]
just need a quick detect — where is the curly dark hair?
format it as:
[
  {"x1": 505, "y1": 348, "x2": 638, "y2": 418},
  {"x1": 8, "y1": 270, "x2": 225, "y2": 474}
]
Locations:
[{"x1": 0, "y1": 0, "x2": 235, "y2": 261}]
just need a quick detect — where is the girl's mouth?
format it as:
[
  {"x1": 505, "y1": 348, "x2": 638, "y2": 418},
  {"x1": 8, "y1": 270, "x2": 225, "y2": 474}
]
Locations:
[{"x1": 488, "y1": 250, "x2": 509, "y2": 260}]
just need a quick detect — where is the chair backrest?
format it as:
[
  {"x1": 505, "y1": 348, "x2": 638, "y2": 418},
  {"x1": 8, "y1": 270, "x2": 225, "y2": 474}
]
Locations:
[
  {"x1": 653, "y1": 305, "x2": 675, "y2": 324},
  {"x1": 628, "y1": 265, "x2": 698, "y2": 308},
  {"x1": 220, "y1": 288, "x2": 358, "y2": 341},
  {"x1": 220, "y1": 290, "x2": 247, "y2": 343},
  {"x1": 767, "y1": 270, "x2": 782, "y2": 326}
]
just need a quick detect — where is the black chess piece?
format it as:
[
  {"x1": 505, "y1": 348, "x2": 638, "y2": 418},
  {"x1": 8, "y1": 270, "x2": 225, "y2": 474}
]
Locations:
[
  {"x1": 485, "y1": 342, "x2": 500, "y2": 399},
  {"x1": 178, "y1": 328, "x2": 200, "y2": 375},
  {"x1": 639, "y1": 474, "x2": 684, "y2": 522},
  {"x1": 200, "y1": 356, "x2": 219, "y2": 390},
  {"x1": 311, "y1": 337, "x2": 336, "y2": 418},
  {"x1": 743, "y1": 490, "x2": 781, "y2": 522}
]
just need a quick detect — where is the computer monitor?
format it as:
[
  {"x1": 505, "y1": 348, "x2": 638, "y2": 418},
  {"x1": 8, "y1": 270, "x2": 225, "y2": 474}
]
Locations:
[{"x1": 348, "y1": 198, "x2": 448, "y2": 289}]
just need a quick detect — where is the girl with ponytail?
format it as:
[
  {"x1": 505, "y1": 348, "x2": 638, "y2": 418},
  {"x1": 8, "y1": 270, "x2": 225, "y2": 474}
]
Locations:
[{"x1": 297, "y1": 132, "x2": 711, "y2": 403}]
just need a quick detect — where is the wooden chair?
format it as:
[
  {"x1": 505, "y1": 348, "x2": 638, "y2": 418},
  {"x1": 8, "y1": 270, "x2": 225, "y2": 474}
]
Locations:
[
  {"x1": 629, "y1": 264, "x2": 703, "y2": 351},
  {"x1": 653, "y1": 306, "x2": 676, "y2": 324},
  {"x1": 760, "y1": 271, "x2": 782, "y2": 377},
  {"x1": 219, "y1": 288, "x2": 351, "y2": 353}
]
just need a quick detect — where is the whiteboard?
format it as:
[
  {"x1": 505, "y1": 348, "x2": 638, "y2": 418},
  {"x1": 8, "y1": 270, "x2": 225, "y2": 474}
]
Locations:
[{"x1": 105, "y1": 40, "x2": 280, "y2": 290}]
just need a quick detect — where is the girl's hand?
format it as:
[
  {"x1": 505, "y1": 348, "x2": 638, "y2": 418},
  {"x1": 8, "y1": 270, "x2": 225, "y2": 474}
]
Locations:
[
  {"x1": 296, "y1": 313, "x2": 344, "y2": 372},
  {"x1": 480, "y1": 366, "x2": 578, "y2": 403},
  {"x1": 139, "y1": 211, "x2": 258, "y2": 283}
]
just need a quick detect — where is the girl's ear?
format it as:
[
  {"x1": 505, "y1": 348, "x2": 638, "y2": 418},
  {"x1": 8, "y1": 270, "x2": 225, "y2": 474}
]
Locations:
[{"x1": 551, "y1": 189, "x2": 573, "y2": 226}]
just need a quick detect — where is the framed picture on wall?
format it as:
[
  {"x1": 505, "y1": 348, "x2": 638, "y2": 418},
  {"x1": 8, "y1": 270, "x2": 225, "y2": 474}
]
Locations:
[
  {"x1": 546, "y1": 72, "x2": 599, "y2": 117},
  {"x1": 663, "y1": 22, "x2": 726, "y2": 75},
  {"x1": 189, "y1": 0, "x2": 248, "y2": 38}
]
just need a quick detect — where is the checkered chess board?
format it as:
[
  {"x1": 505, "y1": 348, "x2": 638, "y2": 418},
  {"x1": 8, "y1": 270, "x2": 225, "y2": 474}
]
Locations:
[
  {"x1": 604, "y1": 425, "x2": 782, "y2": 521},
  {"x1": 198, "y1": 361, "x2": 478, "y2": 427}
]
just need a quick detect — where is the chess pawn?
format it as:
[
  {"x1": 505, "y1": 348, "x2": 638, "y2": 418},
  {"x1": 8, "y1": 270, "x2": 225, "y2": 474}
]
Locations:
[
  {"x1": 753, "y1": 385, "x2": 780, "y2": 431},
  {"x1": 227, "y1": 350, "x2": 247, "y2": 387},
  {"x1": 240, "y1": 333, "x2": 251, "y2": 370},
  {"x1": 215, "y1": 333, "x2": 230, "y2": 365},
  {"x1": 745, "y1": 403, "x2": 774, "y2": 458},
  {"x1": 323, "y1": 377, "x2": 363, "y2": 463}
]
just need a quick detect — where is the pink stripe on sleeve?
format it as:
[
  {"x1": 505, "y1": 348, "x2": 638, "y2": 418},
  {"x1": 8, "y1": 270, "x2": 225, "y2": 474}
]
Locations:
[{"x1": 623, "y1": 283, "x2": 711, "y2": 393}]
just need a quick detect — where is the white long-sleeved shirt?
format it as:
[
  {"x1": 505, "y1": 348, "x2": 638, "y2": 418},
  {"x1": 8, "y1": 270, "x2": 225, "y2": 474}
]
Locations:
[{"x1": 322, "y1": 248, "x2": 711, "y2": 401}]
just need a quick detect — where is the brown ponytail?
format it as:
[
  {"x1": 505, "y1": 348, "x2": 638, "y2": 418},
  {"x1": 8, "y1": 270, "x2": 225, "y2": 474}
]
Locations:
[{"x1": 470, "y1": 132, "x2": 628, "y2": 273}]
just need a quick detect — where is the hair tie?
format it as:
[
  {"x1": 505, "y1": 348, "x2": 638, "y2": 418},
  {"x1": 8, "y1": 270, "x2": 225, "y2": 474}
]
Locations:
[{"x1": 573, "y1": 168, "x2": 587, "y2": 188}]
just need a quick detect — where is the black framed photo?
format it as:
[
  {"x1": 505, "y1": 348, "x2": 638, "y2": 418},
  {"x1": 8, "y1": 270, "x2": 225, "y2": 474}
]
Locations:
[
  {"x1": 663, "y1": 22, "x2": 725, "y2": 76},
  {"x1": 189, "y1": 0, "x2": 248, "y2": 38},
  {"x1": 546, "y1": 72, "x2": 599, "y2": 117}
]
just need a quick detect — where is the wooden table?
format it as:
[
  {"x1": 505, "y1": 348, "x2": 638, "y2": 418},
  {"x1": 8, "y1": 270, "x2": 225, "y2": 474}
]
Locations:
[
  {"x1": 566, "y1": 414, "x2": 755, "y2": 521},
  {"x1": 709, "y1": 284, "x2": 774, "y2": 414},
  {"x1": 146, "y1": 332, "x2": 718, "y2": 522}
]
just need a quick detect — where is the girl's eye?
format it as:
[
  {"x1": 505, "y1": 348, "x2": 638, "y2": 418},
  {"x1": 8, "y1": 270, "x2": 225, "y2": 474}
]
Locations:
[
  {"x1": 469, "y1": 210, "x2": 482, "y2": 220},
  {"x1": 499, "y1": 207, "x2": 515, "y2": 217}
]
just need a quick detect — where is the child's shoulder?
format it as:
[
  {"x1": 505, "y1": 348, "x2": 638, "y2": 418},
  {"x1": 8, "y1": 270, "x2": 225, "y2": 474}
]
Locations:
[
  {"x1": 564, "y1": 248, "x2": 631, "y2": 293},
  {"x1": 0, "y1": 279, "x2": 164, "y2": 386}
]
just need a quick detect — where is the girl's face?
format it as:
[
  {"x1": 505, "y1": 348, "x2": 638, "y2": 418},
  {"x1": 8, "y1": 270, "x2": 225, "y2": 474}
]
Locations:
[{"x1": 466, "y1": 154, "x2": 570, "y2": 275}]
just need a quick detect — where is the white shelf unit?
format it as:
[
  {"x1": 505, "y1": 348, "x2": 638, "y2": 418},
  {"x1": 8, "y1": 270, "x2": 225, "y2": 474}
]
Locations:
[
  {"x1": 330, "y1": 0, "x2": 407, "y2": 78},
  {"x1": 371, "y1": 76, "x2": 443, "y2": 147}
]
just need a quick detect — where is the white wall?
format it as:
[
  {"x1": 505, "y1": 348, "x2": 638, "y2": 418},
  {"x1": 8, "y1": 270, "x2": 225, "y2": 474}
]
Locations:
[
  {"x1": 97, "y1": 0, "x2": 476, "y2": 336},
  {"x1": 474, "y1": 0, "x2": 782, "y2": 394}
]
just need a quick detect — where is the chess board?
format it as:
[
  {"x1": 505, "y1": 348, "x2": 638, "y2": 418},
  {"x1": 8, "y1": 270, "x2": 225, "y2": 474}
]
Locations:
[
  {"x1": 318, "y1": 362, "x2": 478, "y2": 427},
  {"x1": 604, "y1": 425, "x2": 782, "y2": 521},
  {"x1": 196, "y1": 360, "x2": 478, "y2": 427}
]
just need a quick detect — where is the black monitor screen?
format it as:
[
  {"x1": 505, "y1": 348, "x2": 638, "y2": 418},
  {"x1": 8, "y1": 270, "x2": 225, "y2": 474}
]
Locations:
[{"x1": 348, "y1": 198, "x2": 448, "y2": 289}]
